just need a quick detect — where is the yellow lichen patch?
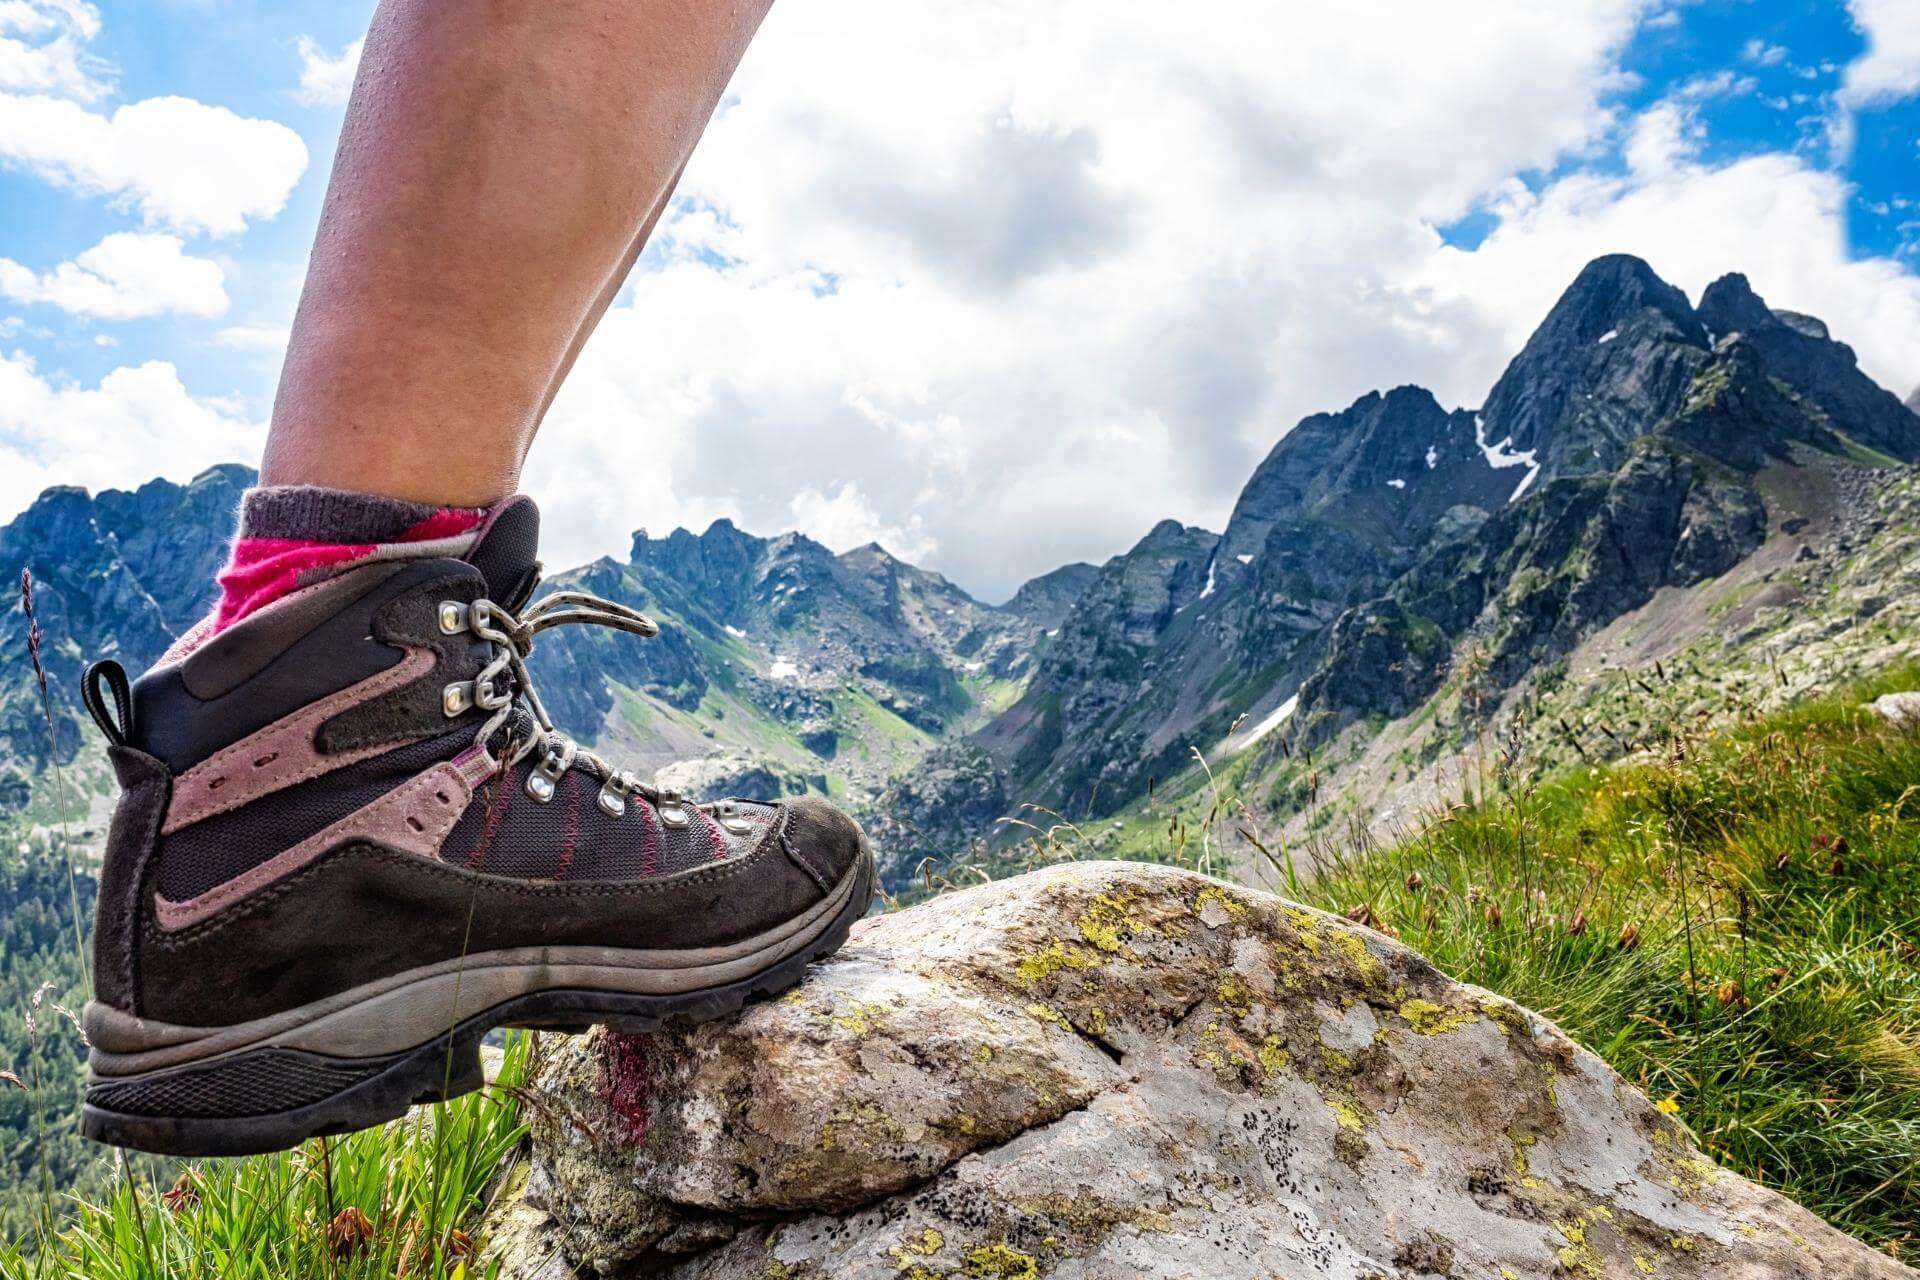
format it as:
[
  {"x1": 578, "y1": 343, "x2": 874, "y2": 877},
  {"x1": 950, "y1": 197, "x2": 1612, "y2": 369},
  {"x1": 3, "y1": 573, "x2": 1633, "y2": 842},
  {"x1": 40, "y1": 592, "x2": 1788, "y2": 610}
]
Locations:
[
  {"x1": 1666, "y1": 1157, "x2": 1718, "y2": 1198},
  {"x1": 1479, "y1": 998, "x2": 1531, "y2": 1039},
  {"x1": 1079, "y1": 1006, "x2": 1110, "y2": 1037},
  {"x1": 974, "y1": 1044, "x2": 994, "y2": 1064},
  {"x1": 1193, "y1": 885, "x2": 1247, "y2": 920},
  {"x1": 1734, "y1": 1223, "x2": 1759, "y2": 1239},
  {"x1": 1326, "y1": 928, "x2": 1384, "y2": 983},
  {"x1": 1215, "y1": 973, "x2": 1254, "y2": 1016},
  {"x1": 1398, "y1": 998, "x2": 1477, "y2": 1036},
  {"x1": 1541, "y1": 1061, "x2": 1560, "y2": 1107},
  {"x1": 1258, "y1": 1035, "x2": 1291, "y2": 1075},
  {"x1": 1321, "y1": 1047, "x2": 1353, "y2": 1074},
  {"x1": 1667, "y1": 1235, "x2": 1696, "y2": 1253},
  {"x1": 1075, "y1": 890, "x2": 1147, "y2": 954},
  {"x1": 1013, "y1": 938, "x2": 1095, "y2": 988},
  {"x1": 1555, "y1": 1218, "x2": 1604, "y2": 1279},
  {"x1": 1324, "y1": 1095, "x2": 1367, "y2": 1132},
  {"x1": 963, "y1": 1243, "x2": 1040, "y2": 1279},
  {"x1": 832, "y1": 1000, "x2": 888, "y2": 1037},
  {"x1": 887, "y1": 1229, "x2": 948, "y2": 1280},
  {"x1": 1284, "y1": 907, "x2": 1325, "y2": 956},
  {"x1": 895, "y1": 1228, "x2": 945, "y2": 1256},
  {"x1": 1509, "y1": 1130, "x2": 1540, "y2": 1188},
  {"x1": 1025, "y1": 1002, "x2": 1070, "y2": 1029},
  {"x1": 1634, "y1": 1254, "x2": 1658, "y2": 1274}
]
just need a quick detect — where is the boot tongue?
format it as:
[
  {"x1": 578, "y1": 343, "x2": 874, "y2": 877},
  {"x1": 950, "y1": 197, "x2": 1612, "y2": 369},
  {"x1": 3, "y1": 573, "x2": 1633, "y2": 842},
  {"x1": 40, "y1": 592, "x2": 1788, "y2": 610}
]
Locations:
[{"x1": 465, "y1": 495, "x2": 543, "y2": 609}]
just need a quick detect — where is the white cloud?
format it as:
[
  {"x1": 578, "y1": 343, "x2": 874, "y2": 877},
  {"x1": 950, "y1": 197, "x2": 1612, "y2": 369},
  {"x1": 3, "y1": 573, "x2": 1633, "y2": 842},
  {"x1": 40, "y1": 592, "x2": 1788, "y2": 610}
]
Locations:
[
  {"x1": 0, "y1": 0, "x2": 108, "y2": 100},
  {"x1": 1741, "y1": 39, "x2": 1789, "y2": 69},
  {"x1": 294, "y1": 35, "x2": 361, "y2": 108},
  {"x1": 214, "y1": 323, "x2": 290, "y2": 351},
  {"x1": 1840, "y1": 0, "x2": 1920, "y2": 107},
  {"x1": 1415, "y1": 102, "x2": 1920, "y2": 398},
  {"x1": 0, "y1": 350, "x2": 260, "y2": 517},
  {"x1": 0, "y1": 231, "x2": 227, "y2": 319},
  {"x1": 523, "y1": 0, "x2": 1920, "y2": 598},
  {"x1": 789, "y1": 482, "x2": 938, "y2": 563},
  {"x1": 535, "y1": 0, "x2": 1664, "y2": 597},
  {"x1": 0, "y1": 92, "x2": 307, "y2": 235}
]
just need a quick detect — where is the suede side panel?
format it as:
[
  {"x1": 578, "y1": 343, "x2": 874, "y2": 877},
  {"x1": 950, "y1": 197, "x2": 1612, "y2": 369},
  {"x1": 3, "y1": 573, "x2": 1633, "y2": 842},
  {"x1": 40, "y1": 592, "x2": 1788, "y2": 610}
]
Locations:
[
  {"x1": 135, "y1": 808, "x2": 861, "y2": 1026},
  {"x1": 92, "y1": 746, "x2": 172, "y2": 1013},
  {"x1": 316, "y1": 572, "x2": 492, "y2": 754}
]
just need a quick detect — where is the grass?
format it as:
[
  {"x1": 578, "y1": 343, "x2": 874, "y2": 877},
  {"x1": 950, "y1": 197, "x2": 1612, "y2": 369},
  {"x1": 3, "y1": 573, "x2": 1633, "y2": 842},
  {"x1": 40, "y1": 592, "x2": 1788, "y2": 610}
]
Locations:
[
  {"x1": 1303, "y1": 678, "x2": 1920, "y2": 1258},
  {"x1": 2, "y1": 1033, "x2": 533, "y2": 1279},
  {"x1": 920, "y1": 661, "x2": 1920, "y2": 1260}
]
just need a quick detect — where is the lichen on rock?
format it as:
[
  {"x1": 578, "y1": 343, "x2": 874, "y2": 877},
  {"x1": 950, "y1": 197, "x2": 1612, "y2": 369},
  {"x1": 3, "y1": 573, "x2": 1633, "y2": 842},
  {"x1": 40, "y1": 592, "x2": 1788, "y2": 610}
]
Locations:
[{"x1": 488, "y1": 861, "x2": 1913, "y2": 1279}]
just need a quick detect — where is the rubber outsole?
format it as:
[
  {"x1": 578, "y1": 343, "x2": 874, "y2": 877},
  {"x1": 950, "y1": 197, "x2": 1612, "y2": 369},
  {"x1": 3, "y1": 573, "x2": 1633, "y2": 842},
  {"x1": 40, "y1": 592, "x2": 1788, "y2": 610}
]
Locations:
[{"x1": 82, "y1": 850, "x2": 875, "y2": 1157}]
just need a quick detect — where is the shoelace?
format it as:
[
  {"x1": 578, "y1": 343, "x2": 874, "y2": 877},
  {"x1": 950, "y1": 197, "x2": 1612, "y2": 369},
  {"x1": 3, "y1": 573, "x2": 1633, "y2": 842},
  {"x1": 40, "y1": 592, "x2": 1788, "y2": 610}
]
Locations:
[{"x1": 441, "y1": 589, "x2": 686, "y2": 821}]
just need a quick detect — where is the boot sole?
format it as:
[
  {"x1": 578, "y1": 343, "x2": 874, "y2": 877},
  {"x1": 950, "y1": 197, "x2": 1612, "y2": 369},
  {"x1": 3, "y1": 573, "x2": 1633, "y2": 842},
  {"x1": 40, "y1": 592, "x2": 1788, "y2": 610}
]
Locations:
[{"x1": 81, "y1": 843, "x2": 875, "y2": 1157}]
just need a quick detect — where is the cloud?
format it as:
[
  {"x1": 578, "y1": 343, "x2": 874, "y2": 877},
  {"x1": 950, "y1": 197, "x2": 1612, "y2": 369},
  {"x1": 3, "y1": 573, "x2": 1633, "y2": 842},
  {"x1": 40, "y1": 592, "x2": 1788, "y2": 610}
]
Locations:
[
  {"x1": 0, "y1": 0, "x2": 108, "y2": 100},
  {"x1": 1741, "y1": 39, "x2": 1789, "y2": 69},
  {"x1": 0, "y1": 231, "x2": 227, "y2": 319},
  {"x1": 522, "y1": 0, "x2": 1920, "y2": 598},
  {"x1": 0, "y1": 350, "x2": 260, "y2": 517},
  {"x1": 0, "y1": 92, "x2": 307, "y2": 235},
  {"x1": 1415, "y1": 102, "x2": 1920, "y2": 397},
  {"x1": 294, "y1": 35, "x2": 361, "y2": 108},
  {"x1": 789, "y1": 482, "x2": 938, "y2": 562},
  {"x1": 533, "y1": 0, "x2": 1666, "y2": 597},
  {"x1": 1840, "y1": 0, "x2": 1920, "y2": 107},
  {"x1": 214, "y1": 323, "x2": 290, "y2": 351}
]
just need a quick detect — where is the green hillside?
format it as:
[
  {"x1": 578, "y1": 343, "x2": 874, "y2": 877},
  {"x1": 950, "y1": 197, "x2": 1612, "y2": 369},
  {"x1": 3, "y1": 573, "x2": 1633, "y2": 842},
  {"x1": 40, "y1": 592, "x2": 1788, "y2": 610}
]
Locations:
[{"x1": 7, "y1": 666, "x2": 1920, "y2": 1269}]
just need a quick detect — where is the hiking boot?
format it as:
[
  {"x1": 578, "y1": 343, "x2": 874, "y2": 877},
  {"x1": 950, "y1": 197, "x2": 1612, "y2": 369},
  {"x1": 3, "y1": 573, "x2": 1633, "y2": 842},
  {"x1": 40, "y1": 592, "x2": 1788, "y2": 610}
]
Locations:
[{"x1": 77, "y1": 498, "x2": 876, "y2": 1156}]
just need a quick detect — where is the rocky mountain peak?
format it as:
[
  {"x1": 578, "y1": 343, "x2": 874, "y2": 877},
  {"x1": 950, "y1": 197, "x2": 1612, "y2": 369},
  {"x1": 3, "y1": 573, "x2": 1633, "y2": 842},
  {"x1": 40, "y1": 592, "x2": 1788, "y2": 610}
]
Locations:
[
  {"x1": 1477, "y1": 255, "x2": 1711, "y2": 479},
  {"x1": 1695, "y1": 271, "x2": 1772, "y2": 336},
  {"x1": 1697, "y1": 272, "x2": 1920, "y2": 461}
]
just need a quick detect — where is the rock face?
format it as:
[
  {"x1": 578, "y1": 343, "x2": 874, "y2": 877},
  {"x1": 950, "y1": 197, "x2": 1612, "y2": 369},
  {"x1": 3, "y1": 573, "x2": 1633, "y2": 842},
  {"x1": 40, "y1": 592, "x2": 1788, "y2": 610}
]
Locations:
[
  {"x1": 492, "y1": 863, "x2": 1904, "y2": 1279},
  {"x1": 1870, "y1": 692, "x2": 1920, "y2": 729}
]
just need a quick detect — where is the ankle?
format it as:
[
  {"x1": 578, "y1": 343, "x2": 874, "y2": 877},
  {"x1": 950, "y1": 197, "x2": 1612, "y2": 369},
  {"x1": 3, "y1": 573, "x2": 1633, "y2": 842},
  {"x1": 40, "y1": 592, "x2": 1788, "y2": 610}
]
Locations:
[{"x1": 212, "y1": 485, "x2": 490, "y2": 634}]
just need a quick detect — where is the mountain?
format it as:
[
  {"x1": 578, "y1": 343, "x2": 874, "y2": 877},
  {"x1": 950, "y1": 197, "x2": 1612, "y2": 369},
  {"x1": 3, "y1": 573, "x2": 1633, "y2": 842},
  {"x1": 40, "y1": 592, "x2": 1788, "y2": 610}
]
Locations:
[
  {"x1": 0, "y1": 470, "x2": 1091, "y2": 822},
  {"x1": 2, "y1": 255, "x2": 1916, "y2": 889},
  {"x1": 876, "y1": 255, "x2": 1920, "y2": 878}
]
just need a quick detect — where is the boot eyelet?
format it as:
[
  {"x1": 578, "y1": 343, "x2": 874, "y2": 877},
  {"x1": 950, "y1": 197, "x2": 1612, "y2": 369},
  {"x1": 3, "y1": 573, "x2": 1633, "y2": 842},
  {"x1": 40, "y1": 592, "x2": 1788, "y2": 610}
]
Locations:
[
  {"x1": 720, "y1": 814, "x2": 753, "y2": 836},
  {"x1": 526, "y1": 772, "x2": 556, "y2": 802},
  {"x1": 657, "y1": 801, "x2": 690, "y2": 829},
  {"x1": 597, "y1": 786, "x2": 627, "y2": 818},
  {"x1": 438, "y1": 601, "x2": 468, "y2": 635},
  {"x1": 442, "y1": 682, "x2": 474, "y2": 716}
]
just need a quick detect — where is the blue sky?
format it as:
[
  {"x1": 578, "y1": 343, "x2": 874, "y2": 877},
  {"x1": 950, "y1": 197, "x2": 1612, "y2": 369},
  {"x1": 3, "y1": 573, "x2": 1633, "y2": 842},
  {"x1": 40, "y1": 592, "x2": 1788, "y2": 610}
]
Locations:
[{"x1": 1, "y1": 0, "x2": 1917, "y2": 597}]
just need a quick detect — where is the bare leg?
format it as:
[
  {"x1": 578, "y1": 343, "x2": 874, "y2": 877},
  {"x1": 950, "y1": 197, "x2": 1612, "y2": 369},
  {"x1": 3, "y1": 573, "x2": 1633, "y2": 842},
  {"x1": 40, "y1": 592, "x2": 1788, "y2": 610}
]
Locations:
[{"x1": 262, "y1": 0, "x2": 771, "y2": 506}]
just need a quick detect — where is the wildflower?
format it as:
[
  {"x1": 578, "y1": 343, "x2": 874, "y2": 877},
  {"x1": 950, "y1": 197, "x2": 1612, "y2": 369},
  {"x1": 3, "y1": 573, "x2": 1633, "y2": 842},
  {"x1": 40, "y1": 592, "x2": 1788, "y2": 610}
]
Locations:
[
  {"x1": 1655, "y1": 1095, "x2": 1681, "y2": 1115},
  {"x1": 328, "y1": 1206, "x2": 376, "y2": 1258},
  {"x1": 1404, "y1": 871, "x2": 1423, "y2": 893},
  {"x1": 1714, "y1": 980, "x2": 1747, "y2": 1009},
  {"x1": 1483, "y1": 902, "x2": 1502, "y2": 928},
  {"x1": 1618, "y1": 923, "x2": 1641, "y2": 951},
  {"x1": 162, "y1": 1169, "x2": 199, "y2": 1214}
]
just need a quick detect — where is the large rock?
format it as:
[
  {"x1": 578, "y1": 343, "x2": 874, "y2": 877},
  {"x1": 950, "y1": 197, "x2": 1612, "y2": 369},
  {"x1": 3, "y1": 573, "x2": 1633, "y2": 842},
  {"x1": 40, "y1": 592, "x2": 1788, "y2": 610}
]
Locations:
[
  {"x1": 490, "y1": 862, "x2": 1906, "y2": 1280},
  {"x1": 1869, "y1": 691, "x2": 1920, "y2": 729}
]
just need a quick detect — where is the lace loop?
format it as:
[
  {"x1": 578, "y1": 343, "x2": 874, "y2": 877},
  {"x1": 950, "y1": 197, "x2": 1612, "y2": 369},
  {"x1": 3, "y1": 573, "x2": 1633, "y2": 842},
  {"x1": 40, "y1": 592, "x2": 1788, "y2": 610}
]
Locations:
[{"x1": 461, "y1": 588, "x2": 675, "y2": 806}]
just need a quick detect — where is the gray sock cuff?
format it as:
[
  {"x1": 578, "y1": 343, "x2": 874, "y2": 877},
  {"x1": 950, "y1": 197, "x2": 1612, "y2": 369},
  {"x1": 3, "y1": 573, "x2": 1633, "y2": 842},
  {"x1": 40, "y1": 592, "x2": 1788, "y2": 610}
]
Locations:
[{"x1": 237, "y1": 485, "x2": 462, "y2": 543}]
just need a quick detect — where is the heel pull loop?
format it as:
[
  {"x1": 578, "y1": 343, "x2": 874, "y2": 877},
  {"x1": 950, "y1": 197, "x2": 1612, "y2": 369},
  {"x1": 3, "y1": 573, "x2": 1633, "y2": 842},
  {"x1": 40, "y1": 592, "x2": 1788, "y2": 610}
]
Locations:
[{"x1": 84, "y1": 660, "x2": 133, "y2": 747}]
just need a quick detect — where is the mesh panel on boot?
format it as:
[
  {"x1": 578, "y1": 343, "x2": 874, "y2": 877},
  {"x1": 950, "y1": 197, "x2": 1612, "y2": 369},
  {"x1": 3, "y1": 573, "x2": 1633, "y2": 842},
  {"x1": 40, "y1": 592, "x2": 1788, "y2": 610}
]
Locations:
[
  {"x1": 156, "y1": 730, "x2": 473, "y2": 902},
  {"x1": 440, "y1": 757, "x2": 775, "y2": 883}
]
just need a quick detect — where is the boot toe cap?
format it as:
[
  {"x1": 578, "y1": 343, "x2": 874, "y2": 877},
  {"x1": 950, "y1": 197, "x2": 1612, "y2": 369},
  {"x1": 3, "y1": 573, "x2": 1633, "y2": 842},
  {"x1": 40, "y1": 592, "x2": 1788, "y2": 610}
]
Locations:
[{"x1": 777, "y1": 794, "x2": 869, "y2": 891}]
